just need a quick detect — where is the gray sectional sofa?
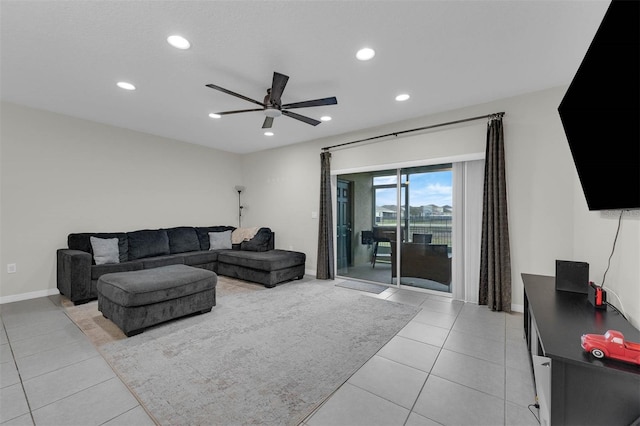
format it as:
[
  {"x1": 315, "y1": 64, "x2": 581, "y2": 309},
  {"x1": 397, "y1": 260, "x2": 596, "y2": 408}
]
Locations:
[{"x1": 57, "y1": 226, "x2": 306, "y2": 304}]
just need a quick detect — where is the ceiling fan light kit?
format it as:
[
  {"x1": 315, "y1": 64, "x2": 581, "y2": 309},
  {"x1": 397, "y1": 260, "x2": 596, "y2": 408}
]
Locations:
[
  {"x1": 264, "y1": 107, "x2": 282, "y2": 118},
  {"x1": 206, "y1": 71, "x2": 337, "y2": 129}
]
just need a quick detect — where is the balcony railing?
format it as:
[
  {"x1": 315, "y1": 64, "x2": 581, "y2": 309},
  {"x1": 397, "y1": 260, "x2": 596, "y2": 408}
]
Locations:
[{"x1": 376, "y1": 215, "x2": 452, "y2": 247}]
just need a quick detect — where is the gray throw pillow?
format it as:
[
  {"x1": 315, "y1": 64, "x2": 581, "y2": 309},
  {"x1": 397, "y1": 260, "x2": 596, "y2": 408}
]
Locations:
[
  {"x1": 209, "y1": 230, "x2": 232, "y2": 250},
  {"x1": 90, "y1": 236, "x2": 120, "y2": 265}
]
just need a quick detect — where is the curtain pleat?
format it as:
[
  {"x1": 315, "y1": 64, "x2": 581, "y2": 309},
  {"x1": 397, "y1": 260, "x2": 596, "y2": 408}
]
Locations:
[
  {"x1": 479, "y1": 116, "x2": 511, "y2": 312},
  {"x1": 317, "y1": 152, "x2": 335, "y2": 279}
]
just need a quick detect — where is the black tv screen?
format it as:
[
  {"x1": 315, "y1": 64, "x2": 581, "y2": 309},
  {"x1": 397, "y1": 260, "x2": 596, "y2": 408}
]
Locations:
[{"x1": 558, "y1": 0, "x2": 639, "y2": 211}]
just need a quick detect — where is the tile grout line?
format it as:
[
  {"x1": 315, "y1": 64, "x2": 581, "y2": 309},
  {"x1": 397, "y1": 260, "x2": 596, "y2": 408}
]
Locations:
[
  {"x1": 1, "y1": 318, "x2": 37, "y2": 426},
  {"x1": 401, "y1": 296, "x2": 466, "y2": 426},
  {"x1": 97, "y1": 405, "x2": 146, "y2": 426}
]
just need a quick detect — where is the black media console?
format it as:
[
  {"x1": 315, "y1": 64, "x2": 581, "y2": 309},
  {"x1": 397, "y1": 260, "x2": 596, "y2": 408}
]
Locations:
[{"x1": 522, "y1": 273, "x2": 640, "y2": 425}]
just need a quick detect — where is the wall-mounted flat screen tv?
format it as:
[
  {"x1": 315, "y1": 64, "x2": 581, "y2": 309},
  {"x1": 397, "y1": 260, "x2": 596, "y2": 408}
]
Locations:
[{"x1": 558, "y1": 0, "x2": 639, "y2": 211}]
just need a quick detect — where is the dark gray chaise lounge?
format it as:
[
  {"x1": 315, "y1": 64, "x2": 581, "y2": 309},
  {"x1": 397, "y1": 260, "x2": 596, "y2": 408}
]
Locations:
[
  {"x1": 218, "y1": 249, "x2": 306, "y2": 288},
  {"x1": 57, "y1": 226, "x2": 306, "y2": 304}
]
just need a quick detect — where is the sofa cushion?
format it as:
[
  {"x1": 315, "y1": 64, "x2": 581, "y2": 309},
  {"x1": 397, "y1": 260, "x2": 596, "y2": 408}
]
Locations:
[
  {"x1": 128, "y1": 229, "x2": 170, "y2": 260},
  {"x1": 217, "y1": 249, "x2": 305, "y2": 272},
  {"x1": 195, "y1": 226, "x2": 235, "y2": 250},
  {"x1": 240, "y1": 227, "x2": 272, "y2": 252},
  {"x1": 166, "y1": 227, "x2": 200, "y2": 254},
  {"x1": 91, "y1": 260, "x2": 144, "y2": 281},
  {"x1": 68, "y1": 233, "x2": 129, "y2": 264},
  {"x1": 180, "y1": 250, "x2": 219, "y2": 266},
  {"x1": 141, "y1": 254, "x2": 185, "y2": 269},
  {"x1": 90, "y1": 237, "x2": 120, "y2": 265},
  {"x1": 209, "y1": 230, "x2": 232, "y2": 250}
]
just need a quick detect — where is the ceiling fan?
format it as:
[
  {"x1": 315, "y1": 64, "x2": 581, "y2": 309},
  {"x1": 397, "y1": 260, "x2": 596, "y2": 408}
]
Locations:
[{"x1": 206, "y1": 72, "x2": 337, "y2": 129}]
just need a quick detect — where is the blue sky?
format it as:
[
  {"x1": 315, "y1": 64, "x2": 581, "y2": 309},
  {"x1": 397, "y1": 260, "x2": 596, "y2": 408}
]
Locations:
[{"x1": 375, "y1": 171, "x2": 452, "y2": 207}]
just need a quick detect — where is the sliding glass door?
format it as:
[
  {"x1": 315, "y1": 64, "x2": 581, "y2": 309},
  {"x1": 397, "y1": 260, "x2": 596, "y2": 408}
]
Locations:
[
  {"x1": 394, "y1": 165, "x2": 452, "y2": 292},
  {"x1": 336, "y1": 164, "x2": 453, "y2": 294},
  {"x1": 334, "y1": 169, "x2": 396, "y2": 285}
]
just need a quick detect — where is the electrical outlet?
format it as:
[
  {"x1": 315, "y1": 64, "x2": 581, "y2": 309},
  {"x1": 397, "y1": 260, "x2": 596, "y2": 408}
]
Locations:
[{"x1": 7, "y1": 264, "x2": 16, "y2": 274}]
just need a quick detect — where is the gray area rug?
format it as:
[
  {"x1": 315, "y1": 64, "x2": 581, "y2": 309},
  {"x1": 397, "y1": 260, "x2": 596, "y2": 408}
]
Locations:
[
  {"x1": 335, "y1": 280, "x2": 389, "y2": 294},
  {"x1": 98, "y1": 279, "x2": 419, "y2": 426}
]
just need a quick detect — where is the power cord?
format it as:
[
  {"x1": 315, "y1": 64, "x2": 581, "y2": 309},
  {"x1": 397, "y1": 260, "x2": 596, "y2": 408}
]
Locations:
[
  {"x1": 528, "y1": 402, "x2": 540, "y2": 424},
  {"x1": 605, "y1": 297, "x2": 627, "y2": 320},
  {"x1": 600, "y1": 210, "x2": 628, "y2": 319},
  {"x1": 600, "y1": 210, "x2": 624, "y2": 288}
]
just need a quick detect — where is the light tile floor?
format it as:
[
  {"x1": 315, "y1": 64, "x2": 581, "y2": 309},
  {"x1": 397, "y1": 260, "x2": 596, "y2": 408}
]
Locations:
[
  {"x1": 303, "y1": 284, "x2": 539, "y2": 426},
  {"x1": 1, "y1": 282, "x2": 538, "y2": 426},
  {"x1": 0, "y1": 296, "x2": 156, "y2": 426}
]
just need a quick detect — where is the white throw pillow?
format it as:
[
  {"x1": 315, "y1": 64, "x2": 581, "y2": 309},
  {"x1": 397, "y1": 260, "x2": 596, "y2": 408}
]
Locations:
[
  {"x1": 90, "y1": 236, "x2": 120, "y2": 265},
  {"x1": 209, "y1": 230, "x2": 232, "y2": 250}
]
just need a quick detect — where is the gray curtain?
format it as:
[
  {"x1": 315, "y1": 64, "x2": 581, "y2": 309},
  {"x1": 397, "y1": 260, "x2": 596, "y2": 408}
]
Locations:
[
  {"x1": 479, "y1": 115, "x2": 511, "y2": 312},
  {"x1": 317, "y1": 151, "x2": 335, "y2": 279}
]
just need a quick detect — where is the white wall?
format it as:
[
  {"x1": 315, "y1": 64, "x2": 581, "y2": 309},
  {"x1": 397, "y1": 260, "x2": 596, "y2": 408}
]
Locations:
[
  {"x1": 3, "y1": 88, "x2": 638, "y2": 329},
  {"x1": 240, "y1": 140, "x2": 321, "y2": 263},
  {"x1": 241, "y1": 86, "x2": 639, "y2": 327},
  {"x1": 0, "y1": 102, "x2": 242, "y2": 301}
]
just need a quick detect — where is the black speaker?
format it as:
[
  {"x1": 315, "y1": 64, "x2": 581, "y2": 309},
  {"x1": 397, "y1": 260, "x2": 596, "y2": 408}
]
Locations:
[{"x1": 555, "y1": 260, "x2": 589, "y2": 294}]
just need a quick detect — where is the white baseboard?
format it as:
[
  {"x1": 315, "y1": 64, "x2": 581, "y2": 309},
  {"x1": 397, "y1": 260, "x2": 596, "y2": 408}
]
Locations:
[
  {"x1": 0, "y1": 288, "x2": 60, "y2": 305},
  {"x1": 305, "y1": 268, "x2": 316, "y2": 277},
  {"x1": 454, "y1": 299, "x2": 524, "y2": 314}
]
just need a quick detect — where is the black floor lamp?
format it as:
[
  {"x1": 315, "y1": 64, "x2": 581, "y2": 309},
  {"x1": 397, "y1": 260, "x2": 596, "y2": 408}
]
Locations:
[{"x1": 235, "y1": 185, "x2": 245, "y2": 227}]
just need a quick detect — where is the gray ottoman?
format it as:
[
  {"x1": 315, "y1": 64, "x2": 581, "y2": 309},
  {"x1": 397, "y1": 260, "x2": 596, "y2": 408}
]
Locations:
[{"x1": 97, "y1": 264, "x2": 217, "y2": 336}]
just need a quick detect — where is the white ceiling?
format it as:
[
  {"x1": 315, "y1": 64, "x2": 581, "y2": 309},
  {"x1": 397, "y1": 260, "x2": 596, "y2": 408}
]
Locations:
[{"x1": 1, "y1": 0, "x2": 610, "y2": 154}]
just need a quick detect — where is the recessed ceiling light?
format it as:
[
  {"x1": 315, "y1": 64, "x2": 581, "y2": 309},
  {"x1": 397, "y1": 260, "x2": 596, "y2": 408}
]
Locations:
[
  {"x1": 395, "y1": 94, "x2": 410, "y2": 101},
  {"x1": 264, "y1": 131, "x2": 274, "y2": 136},
  {"x1": 167, "y1": 35, "x2": 190, "y2": 50},
  {"x1": 356, "y1": 47, "x2": 375, "y2": 61},
  {"x1": 117, "y1": 81, "x2": 136, "y2": 91},
  {"x1": 209, "y1": 113, "x2": 221, "y2": 119},
  {"x1": 320, "y1": 116, "x2": 332, "y2": 122}
]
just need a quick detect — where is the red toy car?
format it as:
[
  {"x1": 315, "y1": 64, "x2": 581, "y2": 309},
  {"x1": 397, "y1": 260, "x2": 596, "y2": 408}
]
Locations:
[{"x1": 581, "y1": 330, "x2": 640, "y2": 366}]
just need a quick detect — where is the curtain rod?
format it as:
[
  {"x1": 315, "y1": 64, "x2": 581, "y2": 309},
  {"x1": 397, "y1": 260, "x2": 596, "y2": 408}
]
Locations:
[{"x1": 321, "y1": 111, "x2": 504, "y2": 152}]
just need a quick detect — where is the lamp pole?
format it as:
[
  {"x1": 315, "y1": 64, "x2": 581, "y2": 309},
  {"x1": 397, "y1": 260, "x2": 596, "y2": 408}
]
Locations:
[{"x1": 234, "y1": 186, "x2": 245, "y2": 227}]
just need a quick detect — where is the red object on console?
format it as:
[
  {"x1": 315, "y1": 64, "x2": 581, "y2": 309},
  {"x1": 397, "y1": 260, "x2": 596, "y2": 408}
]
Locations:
[
  {"x1": 588, "y1": 281, "x2": 607, "y2": 309},
  {"x1": 581, "y1": 330, "x2": 640, "y2": 366}
]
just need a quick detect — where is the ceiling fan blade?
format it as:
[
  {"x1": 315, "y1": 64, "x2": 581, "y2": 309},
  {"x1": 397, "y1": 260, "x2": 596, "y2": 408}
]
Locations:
[
  {"x1": 215, "y1": 108, "x2": 264, "y2": 116},
  {"x1": 262, "y1": 116, "x2": 274, "y2": 129},
  {"x1": 282, "y1": 110, "x2": 321, "y2": 126},
  {"x1": 282, "y1": 96, "x2": 338, "y2": 109},
  {"x1": 206, "y1": 84, "x2": 265, "y2": 107},
  {"x1": 269, "y1": 72, "x2": 289, "y2": 107}
]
